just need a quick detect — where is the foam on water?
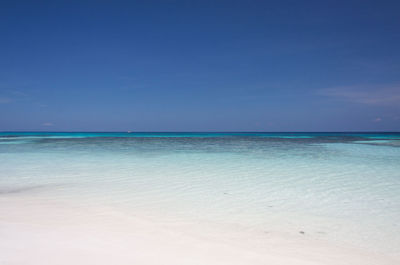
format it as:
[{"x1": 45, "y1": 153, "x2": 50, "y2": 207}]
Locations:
[{"x1": 1, "y1": 132, "x2": 400, "y2": 255}]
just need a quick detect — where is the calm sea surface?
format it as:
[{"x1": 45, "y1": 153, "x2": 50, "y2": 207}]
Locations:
[{"x1": 1, "y1": 132, "x2": 400, "y2": 254}]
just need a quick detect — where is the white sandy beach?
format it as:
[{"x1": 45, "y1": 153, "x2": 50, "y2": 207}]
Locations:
[{"x1": 1, "y1": 195, "x2": 398, "y2": 265}]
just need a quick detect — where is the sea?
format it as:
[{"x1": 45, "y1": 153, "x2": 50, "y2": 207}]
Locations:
[{"x1": 1, "y1": 132, "x2": 399, "y2": 256}]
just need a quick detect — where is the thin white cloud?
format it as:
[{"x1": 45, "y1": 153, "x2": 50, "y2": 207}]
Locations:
[
  {"x1": 0, "y1": 97, "x2": 12, "y2": 104},
  {"x1": 42, "y1": 122, "x2": 53, "y2": 126},
  {"x1": 318, "y1": 85, "x2": 400, "y2": 106},
  {"x1": 10, "y1": 90, "x2": 29, "y2": 97},
  {"x1": 373, "y1": 117, "x2": 382, "y2": 122},
  {"x1": 0, "y1": 90, "x2": 29, "y2": 104}
]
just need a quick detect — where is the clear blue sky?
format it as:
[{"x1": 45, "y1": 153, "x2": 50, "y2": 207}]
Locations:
[{"x1": 1, "y1": 0, "x2": 399, "y2": 131}]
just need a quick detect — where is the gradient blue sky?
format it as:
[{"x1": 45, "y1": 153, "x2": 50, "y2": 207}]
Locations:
[{"x1": 1, "y1": 0, "x2": 399, "y2": 131}]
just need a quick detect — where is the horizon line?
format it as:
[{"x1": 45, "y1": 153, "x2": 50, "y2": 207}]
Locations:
[{"x1": 1, "y1": 131, "x2": 400, "y2": 133}]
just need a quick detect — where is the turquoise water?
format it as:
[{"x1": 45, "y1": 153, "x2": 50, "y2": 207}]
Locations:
[{"x1": 1, "y1": 132, "x2": 400, "y2": 254}]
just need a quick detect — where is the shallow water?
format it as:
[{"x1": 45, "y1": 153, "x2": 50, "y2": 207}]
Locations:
[{"x1": 1, "y1": 132, "x2": 400, "y2": 255}]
